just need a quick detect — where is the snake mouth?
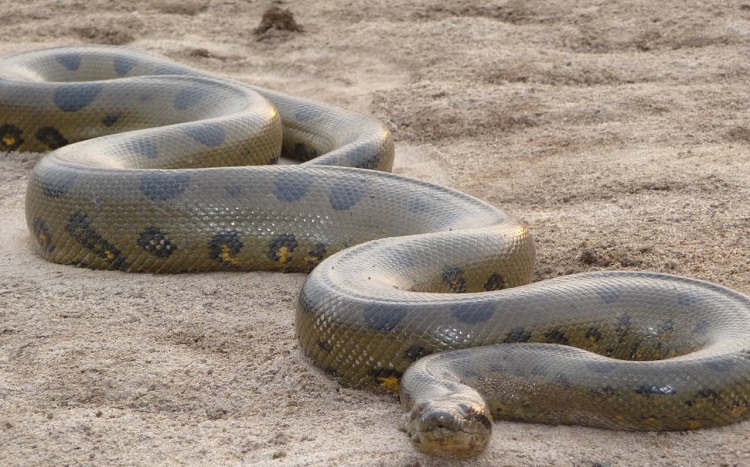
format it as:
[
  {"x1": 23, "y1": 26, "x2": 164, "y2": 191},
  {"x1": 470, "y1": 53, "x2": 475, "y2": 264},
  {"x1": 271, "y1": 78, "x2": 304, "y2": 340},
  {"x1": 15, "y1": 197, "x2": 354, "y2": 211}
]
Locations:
[{"x1": 406, "y1": 399, "x2": 492, "y2": 457}]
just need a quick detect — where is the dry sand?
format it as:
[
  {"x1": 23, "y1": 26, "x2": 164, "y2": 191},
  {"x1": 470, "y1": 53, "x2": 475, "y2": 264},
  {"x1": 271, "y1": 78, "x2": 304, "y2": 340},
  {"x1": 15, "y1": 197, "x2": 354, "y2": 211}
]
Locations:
[{"x1": 1, "y1": 1, "x2": 749, "y2": 465}]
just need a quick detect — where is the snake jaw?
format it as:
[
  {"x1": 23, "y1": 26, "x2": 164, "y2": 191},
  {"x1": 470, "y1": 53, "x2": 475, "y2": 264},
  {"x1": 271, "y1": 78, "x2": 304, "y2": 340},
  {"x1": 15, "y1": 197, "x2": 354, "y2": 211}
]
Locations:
[{"x1": 405, "y1": 398, "x2": 492, "y2": 458}]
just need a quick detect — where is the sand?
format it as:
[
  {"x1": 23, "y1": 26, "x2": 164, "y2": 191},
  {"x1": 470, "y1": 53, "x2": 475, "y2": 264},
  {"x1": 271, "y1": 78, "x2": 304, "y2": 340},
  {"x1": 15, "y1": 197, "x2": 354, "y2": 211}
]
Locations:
[{"x1": 1, "y1": 0, "x2": 749, "y2": 465}]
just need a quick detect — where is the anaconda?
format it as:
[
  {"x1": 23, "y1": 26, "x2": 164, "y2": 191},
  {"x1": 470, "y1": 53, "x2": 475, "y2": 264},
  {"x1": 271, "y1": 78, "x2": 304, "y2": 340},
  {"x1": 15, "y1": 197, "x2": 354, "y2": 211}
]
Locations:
[{"x1": 2, "y1": 46, "x2": 749, "y2": 457}]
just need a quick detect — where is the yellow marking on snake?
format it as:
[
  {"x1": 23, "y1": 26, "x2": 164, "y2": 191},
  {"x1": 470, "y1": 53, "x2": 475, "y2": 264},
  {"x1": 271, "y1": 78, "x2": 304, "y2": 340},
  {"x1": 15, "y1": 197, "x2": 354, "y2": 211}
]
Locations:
[{"x1": 2, "y1": 45, "x2": 750, "y2": 458}]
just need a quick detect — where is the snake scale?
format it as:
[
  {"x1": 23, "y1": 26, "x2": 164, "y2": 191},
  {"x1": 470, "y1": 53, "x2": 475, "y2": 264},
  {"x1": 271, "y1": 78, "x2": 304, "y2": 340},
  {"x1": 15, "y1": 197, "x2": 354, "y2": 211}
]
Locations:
[{"x1": 2, "y1": 45, "x2": 750, "y2": 457}]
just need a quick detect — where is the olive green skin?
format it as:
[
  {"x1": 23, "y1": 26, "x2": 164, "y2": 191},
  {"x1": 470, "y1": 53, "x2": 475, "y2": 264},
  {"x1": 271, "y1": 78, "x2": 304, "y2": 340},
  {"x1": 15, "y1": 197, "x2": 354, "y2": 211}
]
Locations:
[{"x1": 2, "y1": 46, "x2": 750, "y2": 458}]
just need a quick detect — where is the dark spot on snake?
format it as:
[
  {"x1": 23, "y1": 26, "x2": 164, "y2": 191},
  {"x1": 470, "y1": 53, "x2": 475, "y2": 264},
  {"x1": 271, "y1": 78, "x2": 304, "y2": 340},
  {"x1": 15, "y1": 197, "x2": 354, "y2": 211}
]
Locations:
[
  {"x1": 635, "y1": 385, "x2": 677, "y2": 396},
  {"x1": 596, "y1": 286, "x2": 621, "y2": 304},
  {"x1": 113, "y1": 55, "x2": 137, "y2": 76},
  {"x1": 224, "y1": 185, "x2": 243, "y2": 198},
  {"x1": 627, "y1": 339, "x2": 643, "y2": 360},
  {"x1": 35, "y1": 127, "x2": 69, "y2": 150},
  {"x1": 615, "y1": 313, "x2": 632, "y2": 339},
  {"x1": 66, "y1": 211, "x2": 126, "y2": 269},
  {"x1": 137, "y1": 227, "x2": 176, "y2": 258},
  {"x1": 268, "y1": 233, "x2": 298, "y2": 263},
  {"x1": 56, "y1": 53, "x2": 81, "y2": 71},
  {"x1": 595, "y1": 385, "x2": 616, "y2": 396},
  {"x1": 293, "y1": 142, "x2": 318, "y2": 161},
  {"x1": 38, "y1": 168, "x2": 77, "y2": 199},
  {"x1": 685, "y1": 389, "x2": 720, "y2": 406},
  {"x1": 585, "y1": 360, "x2": 618, "y2": 374},
  {"x1": 503, "y1": 326, "x2": 532, "y2": 343},
  {"x1": 442, "y1": 265, "x2": 467, "y2": 293},
  {"x1": 661, "y1": 319, "x2": 675, "y2": 333},
  {"x1": 329, "y1": 178, "x2": 366, "y2": 211},
  {"x1": 347, "y1": 142, "x2": 382, "y2": 170},
  {"x1": 362, "y1": 303, "x2": 407, "y2": 332},
  {"x1": 483, "y1": 272, "x2": 506, "y2": 291},
  {"x1": 407, "y1": 197, "x2": 432, "y2": 214},
  {"x1": 139, "y1": 172, "x2": 190, "y2": 201},
  {"x1": 208, "y1": 231, "x2": 244, "y2": 266},
  {"x1": 31, "y1": 218, "x2": 54, "y2": 253},
  {"x1": 102, "y1": 114, "x2": 119, "y2": 127},
  {"x1": 692, "y1": 320, "x2": 710, "y2": 336},
  {"x1": 0, "y1": 124, "x2": 24, "y2": 151},
  {"x1": 304, "y1": 243, "x2": 327, "y2": 272},
  {"x1": 273, "y1": 171, "x2": 312, "y2": 202},
  {"x1": 543, "y1": 328, "x2": 569, "y2": 345},
  {"x1": 585, "y1": 327, "x2": 603, "y2": 343},
  {"x1": 450, "y1": 301, "x2": 494, "y2": 324},
  {"x1": 174, "y1": 86, "x2": 208, "y2": 111},
  {"x1": 293, "y1": 107, "x2": 323, "y2": 122},
  {"x1": 183, "y1": 122, "x2": 226, "y2": 147},
  {"x1": 53, "y1": 83, "x2": 103, "y2": 112},
  {"x1": 677, "y1": 291, "x2": 700, "y2": 307},
  {"x1": 317, "y1": 340, "x2": 332, "y2": 353},
  {"x1": 404, "y1": 344, "x2": 431, "y2": 361},
  {"x1": 128, "y1": 136, "x2": 159, "y2": 159},
  {"x1": 704, "y1": 357, "x2": 735, "y2": 373},
  {"x1": 269, "y1": 150, "x2": 280, "y2": 165}
]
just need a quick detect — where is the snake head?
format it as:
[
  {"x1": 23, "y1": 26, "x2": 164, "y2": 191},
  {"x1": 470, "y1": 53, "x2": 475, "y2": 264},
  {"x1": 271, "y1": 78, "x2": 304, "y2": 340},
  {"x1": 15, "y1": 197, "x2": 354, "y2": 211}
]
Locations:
[{"x1": 404, "y1": 398, "x2": 492, "y2": 458}]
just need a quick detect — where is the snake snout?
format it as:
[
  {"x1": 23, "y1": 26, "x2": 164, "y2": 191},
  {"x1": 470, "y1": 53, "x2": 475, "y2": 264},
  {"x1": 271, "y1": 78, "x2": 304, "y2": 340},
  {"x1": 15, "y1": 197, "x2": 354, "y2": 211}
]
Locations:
[{"x1": 405, "y1": 399, "x2": 492, "y2": 457}]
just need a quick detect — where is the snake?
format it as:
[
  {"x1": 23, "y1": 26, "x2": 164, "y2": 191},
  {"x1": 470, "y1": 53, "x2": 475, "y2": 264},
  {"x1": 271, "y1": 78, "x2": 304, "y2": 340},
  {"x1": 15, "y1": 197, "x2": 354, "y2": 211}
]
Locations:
[{"x1": 2, "y1": 45, "x2": 750, "y2": 458}]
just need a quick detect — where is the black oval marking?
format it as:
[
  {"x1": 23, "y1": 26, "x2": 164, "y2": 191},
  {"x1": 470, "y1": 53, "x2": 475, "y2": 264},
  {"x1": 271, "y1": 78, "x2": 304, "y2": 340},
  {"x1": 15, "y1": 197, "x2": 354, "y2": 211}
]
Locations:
[
  {"x1": 268, "y1": 233, "x2": 298, "y2": 263},
  {"x1": 503, "y1": 326, "x2": 531, "y2": 343},
  {"x1": 362, "y1": 303, "x2": 407, "y2": 332},
  {"x1": 304, "y1": 243, "x2": 327, "y2": 272},
  {"x1": 31, "y1": 218, "x2": 54, "y2": 253},
  {"x1": 347, "y1": 142, "x2": 382, "y2": 169},
  {"x1": 56, "y1": 53, "x2": 81, "y2": 71},
  {"x1": 208, "y1": 231, "x2": 244, "y2": 266},
  {"x1": 318, "y1": 340, "x2": 333, "y2": 353},
  {"x1": 483, "y1": 272, "x2": 506, "y2": 291},
  {"x1": 450, "y1": 301, "x2": 494, "y2": 325},
  {"x1": 35, "y1": 127, "x2": 69, "y2": 150},
  {"x1": 174, "y1": 86, "x2": 208, "y2": 111},
  {"x1": 596, "y1": 286, "x2": 621, "y2": 304},
  {"x1": 137, "y1": 227, "x2": 175, "y2": 258},
  {"x1": 38, "y1": 169, "x2": 77, "y2": 199},
  {"x1": 102, "y1": 114, "x2": 120, "y2": 127},
  {"x1": 273, "y1": 171, "x2": 312, "y2": 202},
  {"x1": 585, "y1": 327, "x2": 603, "y2": 343},
  {"x1": 53, "y1": 83, "x2": 103, "y2": 112},
  {"x1": 704, "y1": 357, "x2": 735, "y2": 373},
  {"x1": 66, "y1": 211, "x2": 126, "y2": 269},
  {"x1": 442, "y1": 265, "x2": 467, "y2": 293},
  {"x1": 543, "y1": 328, "x2": 569, "y2": 345},
  {"x1": 0, "y1": 124, "x2": 24, "y2": 151},
  {"x1": 407, "y1": 197, "x2": 433, "y2": 214},
  {"x1": 329, "y1": 179, "x2": 366, "y2": 211},
  {"x1": 292, "y1": 142, "x2": 318, "y2": 161},
  {"x1": 139, "y1": 172, "x2": 190, "y2": 201},
  {"x1": 113, "y1": 55, "x2": 137, "y2": 76},
  {"x1": 404, "y1": 344, "x2": 431, "y2": 361},
  {"x1": 183, "y1": 122, "x2": 226, "y2": 147},
  {"x1": 129, "y1": 137, "x2": 159, "y2": 159}
]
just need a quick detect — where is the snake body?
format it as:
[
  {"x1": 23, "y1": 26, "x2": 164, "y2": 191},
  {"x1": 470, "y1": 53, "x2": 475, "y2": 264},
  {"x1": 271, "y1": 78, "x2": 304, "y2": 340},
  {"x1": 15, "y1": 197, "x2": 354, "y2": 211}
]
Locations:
[{"x1": 3, "y1": 46, "x2": 750, "y2": 457}]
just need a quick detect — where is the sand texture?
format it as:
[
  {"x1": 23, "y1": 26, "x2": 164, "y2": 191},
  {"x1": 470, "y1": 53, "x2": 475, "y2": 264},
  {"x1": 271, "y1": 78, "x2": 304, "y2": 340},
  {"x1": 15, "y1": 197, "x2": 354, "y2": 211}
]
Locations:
[{"x1": 1, "y1": 0, "x2": 749, "y2": 465}]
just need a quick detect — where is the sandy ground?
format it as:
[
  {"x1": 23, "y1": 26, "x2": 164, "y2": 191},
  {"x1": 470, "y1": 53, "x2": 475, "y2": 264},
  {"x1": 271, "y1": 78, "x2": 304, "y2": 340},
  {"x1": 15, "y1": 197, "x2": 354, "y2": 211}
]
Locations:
[{"x1": 1, "y1": 0, "x2": 750, "y2": 465}]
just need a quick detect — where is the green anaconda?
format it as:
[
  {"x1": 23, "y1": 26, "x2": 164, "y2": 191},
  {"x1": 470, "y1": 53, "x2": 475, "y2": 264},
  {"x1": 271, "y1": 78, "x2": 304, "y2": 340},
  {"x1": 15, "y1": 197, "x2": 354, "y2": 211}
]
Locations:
[{"x1": 2, "y1": 46, "x2": 749, "y2": 457}]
